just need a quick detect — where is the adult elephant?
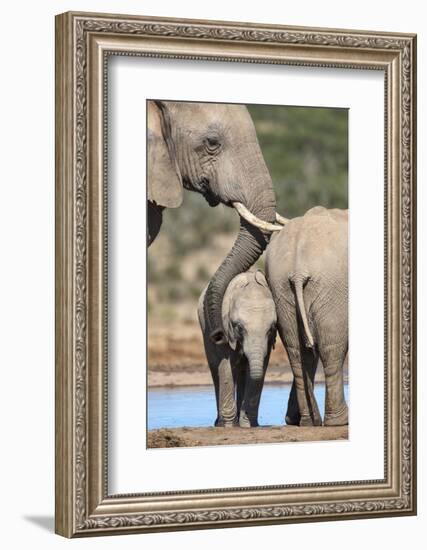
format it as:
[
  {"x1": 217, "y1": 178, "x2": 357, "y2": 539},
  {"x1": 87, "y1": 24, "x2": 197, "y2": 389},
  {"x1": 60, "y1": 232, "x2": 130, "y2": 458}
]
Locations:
[
  {"x1": 147, "y1": 100, "x2": 284, "y2": 345},
  {"x1": 265, "y1": 207, "x2": 348, "y2": 427}
]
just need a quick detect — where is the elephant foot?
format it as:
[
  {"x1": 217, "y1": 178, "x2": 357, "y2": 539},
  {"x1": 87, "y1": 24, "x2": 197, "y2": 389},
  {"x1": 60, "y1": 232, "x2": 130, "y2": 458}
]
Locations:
[
  {"x1": 239, "y1": 415, "x2": 258, "y2": 428},
  {"x1": 285, "y1": 413, "x2": 301, "y2": 426},
  {"x1": 299, "y1": 414, "x2": 322, "y2": 427},
  {"x1": 215, "y1": 417, "x2": 238, "y2": 428},
  {"x1": 324, "y1": 405, "x2": 348, "y2": 426}
]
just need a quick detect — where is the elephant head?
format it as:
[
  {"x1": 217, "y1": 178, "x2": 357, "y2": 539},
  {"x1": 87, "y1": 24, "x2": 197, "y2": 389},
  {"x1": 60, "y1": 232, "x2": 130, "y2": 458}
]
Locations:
[
  {"x1": 226, "y1": 271, "x2": 277, "y2": 381},
  {"x1": 147, "y1": 100, "x2": 284, "y2": 345}
]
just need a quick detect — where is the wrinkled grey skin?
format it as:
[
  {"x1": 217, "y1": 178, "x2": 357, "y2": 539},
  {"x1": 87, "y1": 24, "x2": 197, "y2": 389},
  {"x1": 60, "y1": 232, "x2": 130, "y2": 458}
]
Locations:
[
  {"x1": 198, "y1": 271, "x2": 277, "y2": 428},
  {"x1": 147, "y1": 101, "x2": 277, "y2": 346},
  {"x1": 266, "y1": 207, "x2": 348, "y2": 427}
]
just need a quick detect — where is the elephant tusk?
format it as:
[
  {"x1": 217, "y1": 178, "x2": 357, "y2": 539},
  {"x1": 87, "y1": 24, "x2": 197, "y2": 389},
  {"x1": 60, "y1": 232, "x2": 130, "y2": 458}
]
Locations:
[
  {"x1": 275, "y1": 212, "x2": 290, "y2": 225},
  {"x1": 232, "y1": 202, "x2": 283, "y2": 232}
]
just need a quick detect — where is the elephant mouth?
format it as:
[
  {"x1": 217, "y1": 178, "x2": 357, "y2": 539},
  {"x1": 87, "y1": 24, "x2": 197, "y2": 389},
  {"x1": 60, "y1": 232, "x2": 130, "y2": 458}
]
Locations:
[
  {"x1": 199, "y1": 177, "x2": 220, "y2": 207},
  {"x1": 205, "y1": 193, "x2": 220, "y2": 207},
  {"x1": 183, "y1": 176, "x2": 220, "y2": 207}
]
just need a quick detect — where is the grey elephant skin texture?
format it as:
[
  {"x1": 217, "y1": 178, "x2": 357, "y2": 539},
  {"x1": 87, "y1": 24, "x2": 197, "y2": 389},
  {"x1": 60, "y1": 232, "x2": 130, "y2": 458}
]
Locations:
[
  {"x1": 147, "y1": 100, "x2": 277, "y2": 347},
  {"x1": 266, "y1": 206, "x2": 348, "y2": 427},
  {"x1": 198, "y1": 271, "x2": 277, "y2": 428}
]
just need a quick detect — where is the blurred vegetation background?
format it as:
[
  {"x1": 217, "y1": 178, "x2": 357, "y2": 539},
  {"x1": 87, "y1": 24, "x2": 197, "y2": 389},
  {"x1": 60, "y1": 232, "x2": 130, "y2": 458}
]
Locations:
[{"x1": 148, "y1": 105, "x2": 348, "y2": 322}]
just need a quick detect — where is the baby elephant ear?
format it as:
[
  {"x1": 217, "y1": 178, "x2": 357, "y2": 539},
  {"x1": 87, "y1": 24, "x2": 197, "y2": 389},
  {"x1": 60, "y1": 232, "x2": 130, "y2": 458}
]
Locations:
[
  {"x1": 254, "y1": 269, "x2": 268, "y2": 288},
  {"x1": 227, "y1": 319, "x2": 237, "y2": 351},
  {"x1": 147, "y1": 100, "x2": 183, "y2": 209}
]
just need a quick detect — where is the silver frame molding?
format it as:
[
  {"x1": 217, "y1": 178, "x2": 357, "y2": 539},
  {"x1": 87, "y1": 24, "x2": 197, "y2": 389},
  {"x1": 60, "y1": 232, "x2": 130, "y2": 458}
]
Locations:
[{"x1": 55, "y1": 11, "x2": 417, "y2": 537}]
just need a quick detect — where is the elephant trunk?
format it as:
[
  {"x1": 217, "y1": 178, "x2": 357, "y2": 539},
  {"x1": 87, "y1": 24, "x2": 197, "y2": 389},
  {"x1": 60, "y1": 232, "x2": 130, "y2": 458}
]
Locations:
[
  {"x1": 245, "y1": 339, "x2": 268, "y2": 381},
  {"x1": 240, "y1": 352, "x2": 266, "y2": 428},
  {"x1": 204, "y1": 150, "x2": 277, "y2": 345},
  {"x1": 247, "y1": 357, "x2": 265, "y2": 382},
  {"x1": 205, "y1": 216, "x2": 274, "y2": 345}
]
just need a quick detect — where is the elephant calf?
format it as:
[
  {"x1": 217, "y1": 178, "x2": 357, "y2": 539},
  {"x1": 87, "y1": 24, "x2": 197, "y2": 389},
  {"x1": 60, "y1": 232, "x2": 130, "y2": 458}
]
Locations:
[
  {"x1": 198, "y1": 271, "x2": 277, "y2": 428},
  {"x1": 266, "y1": 206, "x2": 348, "y2": 427}
]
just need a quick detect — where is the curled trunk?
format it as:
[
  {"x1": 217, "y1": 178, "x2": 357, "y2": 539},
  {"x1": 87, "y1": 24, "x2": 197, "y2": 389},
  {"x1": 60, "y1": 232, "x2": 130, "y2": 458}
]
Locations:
[{"x1": 205, "y1": 217, "x2": 272, "y2": 344}]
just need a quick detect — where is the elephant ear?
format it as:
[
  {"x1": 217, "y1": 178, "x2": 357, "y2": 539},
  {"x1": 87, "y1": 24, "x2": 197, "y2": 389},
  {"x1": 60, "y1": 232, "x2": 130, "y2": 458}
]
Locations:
[
  {"x1": 228, "y1": 321, "x2": 237, "y2": 351},
  {"x1": 147, "y1": 100, "x2": 183, "y2": 209},
  {"x1": 254, "y1": 269, "x2": 268, "y2": 288}
]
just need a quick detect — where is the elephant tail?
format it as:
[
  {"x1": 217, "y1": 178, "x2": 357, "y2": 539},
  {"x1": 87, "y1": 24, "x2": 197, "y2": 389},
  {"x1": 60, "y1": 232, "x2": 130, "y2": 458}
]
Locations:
[{"x1": 289, "y1": 273, "x2": 315, "y2": 350}]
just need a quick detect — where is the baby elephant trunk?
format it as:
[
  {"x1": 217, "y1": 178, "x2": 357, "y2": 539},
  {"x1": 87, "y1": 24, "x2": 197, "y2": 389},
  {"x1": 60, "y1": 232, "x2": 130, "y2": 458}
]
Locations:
[
  {"x1": 249, "y1": 360, "x2": 264, "y2": 382},
  {"x1": 240, "y1": 346, "x2": 267, "y2": 428},
  {"x1": 246, "y1": 344, "x2": 267, "y2": 382}
]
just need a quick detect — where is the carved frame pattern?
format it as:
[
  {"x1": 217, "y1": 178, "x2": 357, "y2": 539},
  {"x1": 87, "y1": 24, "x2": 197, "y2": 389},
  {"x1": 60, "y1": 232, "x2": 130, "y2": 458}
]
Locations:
[{"x1": 55, "y1": 11, "x2": 416, "y2": 537}]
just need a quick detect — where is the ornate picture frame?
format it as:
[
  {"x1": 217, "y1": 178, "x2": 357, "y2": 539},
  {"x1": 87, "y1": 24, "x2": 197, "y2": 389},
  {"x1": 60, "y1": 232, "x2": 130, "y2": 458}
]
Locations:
[{"x1": 55, "y1": 11, "x2": 417, "y2": 537}]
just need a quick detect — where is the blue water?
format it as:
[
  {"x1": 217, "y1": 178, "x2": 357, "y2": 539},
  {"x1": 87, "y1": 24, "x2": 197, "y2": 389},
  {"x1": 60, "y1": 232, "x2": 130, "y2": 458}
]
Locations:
[{"x1": 148, "y1": 384, "x2": 349, "y2": 429}]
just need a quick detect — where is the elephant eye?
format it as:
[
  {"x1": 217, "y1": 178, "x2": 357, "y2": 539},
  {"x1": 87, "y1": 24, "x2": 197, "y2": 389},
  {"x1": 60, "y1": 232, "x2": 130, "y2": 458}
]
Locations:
[
  {"x1": 233, "y1": 321, "x2": 244, "y2": 335},
  {"x1": 205, "y1": 136, "x2": 221, "y2": 152}
]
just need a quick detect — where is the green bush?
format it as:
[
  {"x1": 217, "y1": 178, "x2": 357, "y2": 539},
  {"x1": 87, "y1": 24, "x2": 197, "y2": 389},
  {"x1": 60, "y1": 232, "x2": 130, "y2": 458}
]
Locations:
[{"x1": 248, "y1": 105, "x2": 348, "y2": 218}]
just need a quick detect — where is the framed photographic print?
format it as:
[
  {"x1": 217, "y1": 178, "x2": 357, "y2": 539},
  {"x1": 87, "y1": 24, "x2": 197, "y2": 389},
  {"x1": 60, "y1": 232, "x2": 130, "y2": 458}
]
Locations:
[{"x1": 55, "y1": 11, "x2": 417, "y2": 537}]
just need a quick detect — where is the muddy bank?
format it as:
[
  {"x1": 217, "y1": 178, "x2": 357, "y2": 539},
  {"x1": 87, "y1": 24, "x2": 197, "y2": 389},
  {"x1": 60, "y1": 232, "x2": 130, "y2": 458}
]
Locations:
[
  {"x1": 148, "y1": 320, "x2": 347, "y2": 387},
  {"x1": 147, "y1": 425, "x2": 348, "y2": 448},
  {"x1": 148, "y1": 361, "x2": 348, "y2": 388},
  {"x1": 148, "y1": 320, "x2": 290, "y2": 367},
  {"x1": 148, "y1": 363, "x2": 297, "y2": 387}
]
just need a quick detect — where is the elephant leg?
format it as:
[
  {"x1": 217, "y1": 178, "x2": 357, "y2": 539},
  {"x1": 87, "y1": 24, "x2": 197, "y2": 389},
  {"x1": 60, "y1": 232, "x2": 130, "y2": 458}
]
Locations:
[
  {"x1": 202, "y1": 333, "x2": 235, "y2": 427},
  {"x1": 147, "y1": 201, "x2": 164, "y2": 247},
  {"x1": 319, "y1": 342, "x2": 348, "y2": 426},
  {"x1": 217, "y1": 356, "x2": 238, "y2": 427},
  {"x1": 239, "y1": 379, "x2": 263, "y2": 427},
  {"x1": 236, "y1": 361, "x2": 246, "y2": 422},
  {"x1": 208, "y1": 363, "x2": 220, "y2": 426},
  {"x1": 286, "y1": 345, "x2": 322, "y2": 426},
  {"x1": 285, "y1": 380, "x2": 299, "y2": 425},
  {"x1": 301, "y1": 348, "x2": 321, "y2": 425}
]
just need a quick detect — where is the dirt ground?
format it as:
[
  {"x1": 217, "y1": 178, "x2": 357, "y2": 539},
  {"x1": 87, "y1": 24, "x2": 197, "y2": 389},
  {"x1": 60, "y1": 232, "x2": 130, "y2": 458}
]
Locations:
[{"x1": 147, "y1": 425, "x2": 349, "y2": 448}]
